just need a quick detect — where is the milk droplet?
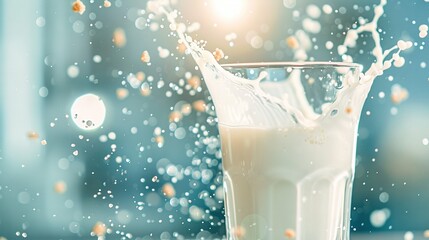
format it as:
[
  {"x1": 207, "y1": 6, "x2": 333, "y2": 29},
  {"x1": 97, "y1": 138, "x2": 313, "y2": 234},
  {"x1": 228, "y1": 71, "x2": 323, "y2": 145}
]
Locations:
[
  {"x1": 393, "y1": 57, "x2": 405, "y2": 68},
  {"x1": 370, "y1": 208, "x2": 390, "y2": 227},
  {"x1": 419, "y1": 24, "x2": 428, "y2": 32},
  {"x1": 397, "y1": 40, "x2": 412, "y2": 51},
  {"x1": 67, "y1": 65, "x2": 80, "y2": 78},
  {"x1": 325, "y1": 41, "x2": 334, "y2": 50},
  {"x1": 374, "y1": 5, "x2": 384, "y2": 15},
  {"x1": 36, "y1": 17, "x2": 46, "y2": 27},
  {"x1": 337, "y1": 45, "x2": 347, "y2": 55},
  {"x1": 93, "y1": 55, "x2": 102, "y2": 63},
  {"x1": 404, "y1": 231, "x2": 414, "y2": 240},
  {"x1": 322, "y1": 4, "x2": 333, "y2": 14},
  {"x1": 306, "y1": 5, "x2": 321, "y2": 19},
  {"x1": 302, "y1": 18, "x2": 321, "y2": 34},
  {"x1": 158, "y1": 47, "x2": 170, "y2": 58},
  {"x1": 283, "y1": 0, "x2": 296, "y2": 9},
  {"x1": 71, "y1": 93, "x2": 106, "y2": 130}
]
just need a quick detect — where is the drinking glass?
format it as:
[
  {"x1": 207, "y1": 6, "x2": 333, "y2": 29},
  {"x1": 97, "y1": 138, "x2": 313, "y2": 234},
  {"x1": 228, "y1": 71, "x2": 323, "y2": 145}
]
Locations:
[{"x1": 201, "y1": 62, "x2": 364, "y2": 240}]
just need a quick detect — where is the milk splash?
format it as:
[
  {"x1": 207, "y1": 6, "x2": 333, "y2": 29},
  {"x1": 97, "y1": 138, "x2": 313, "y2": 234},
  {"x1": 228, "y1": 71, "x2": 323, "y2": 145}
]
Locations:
[
  {"x1": 147, "y1": 0, "x2": 411, "y2": 239},
  {"x1": 150, "y1": 0, "x2": 411, "y2": 128}
]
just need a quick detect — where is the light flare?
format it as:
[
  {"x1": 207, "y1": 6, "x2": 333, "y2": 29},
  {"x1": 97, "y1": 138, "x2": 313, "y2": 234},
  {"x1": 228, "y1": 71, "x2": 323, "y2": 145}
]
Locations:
[{"x1": 212, "y1": 0, "x2": 245, "y2": 21}]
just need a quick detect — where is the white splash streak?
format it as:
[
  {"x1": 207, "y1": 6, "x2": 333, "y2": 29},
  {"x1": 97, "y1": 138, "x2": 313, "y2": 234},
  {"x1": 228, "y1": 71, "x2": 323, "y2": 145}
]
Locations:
[{"x1": 338, "y1": 0, "x2": 412, "y2": 83}]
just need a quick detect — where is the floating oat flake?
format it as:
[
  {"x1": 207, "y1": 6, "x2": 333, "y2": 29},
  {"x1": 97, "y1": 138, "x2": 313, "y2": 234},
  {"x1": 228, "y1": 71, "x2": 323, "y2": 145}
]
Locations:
[
  {"x1": 27, "y1": 131, "x2": 39, "y2": 140},
  {"x1": 112, "y1": 28, "x2": 127, "y2": 48},
  {"x1": 141, "y1": 50, "x2": 151, "y2": 63},
  {"x1": 391, "y1": 84, "x2": 409, "y2": 104},
  {"x1": 72, "y1": 0, "x2": 86, "y2": 15},
  {"x1": 103, "y1": 0, "x2": 111, "y2": 8},
  {"x1": 212, "y1": 48, "x2": 224, "y2": 61}
]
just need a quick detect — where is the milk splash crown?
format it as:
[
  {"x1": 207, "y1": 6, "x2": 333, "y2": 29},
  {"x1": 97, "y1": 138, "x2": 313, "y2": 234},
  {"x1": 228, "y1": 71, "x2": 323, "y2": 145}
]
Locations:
[
  {"x1": 149, "y1": 0, "x2": 411, "y2": 129},
  {"x1": 144, "y1": 1, "x2": 412, "y2": 239}
]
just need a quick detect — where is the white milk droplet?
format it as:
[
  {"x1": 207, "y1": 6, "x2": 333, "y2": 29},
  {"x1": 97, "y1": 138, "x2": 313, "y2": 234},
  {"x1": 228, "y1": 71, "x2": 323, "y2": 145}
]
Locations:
[
  {"x1": 70, "y1": 93, "x2": 106, "y2": 130},
  {"x1": 306, "y1": 5, "x2": 321, "y2": 19},
  {"x1": 67, "y1": 65, "x2": 80, "y2": 78},
  {"x1": 302, "y1": 18, "x2": 321, "y2": 34},
  {"x1": 322, "y1": 4, "x2": 333, "y2": 14},
  {"x1": 325, "y1": 41, "x2": 334, "y2": 50},
  {"x1": 419, "y1": 24, "x2": 428, "y2": 32}
]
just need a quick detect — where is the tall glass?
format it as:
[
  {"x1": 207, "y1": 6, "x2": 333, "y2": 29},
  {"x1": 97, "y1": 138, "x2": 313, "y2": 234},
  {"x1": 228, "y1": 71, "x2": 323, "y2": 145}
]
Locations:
[{"x1": 199, "y1": 62, "x2": 366, "y2": 240}]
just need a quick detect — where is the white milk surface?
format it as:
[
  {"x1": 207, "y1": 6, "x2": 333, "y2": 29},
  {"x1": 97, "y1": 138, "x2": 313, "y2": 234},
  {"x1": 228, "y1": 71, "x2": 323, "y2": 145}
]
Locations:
[
  {"x1": 193, "y1": 48, "x2": 365, "y2": 240},
  {"x1": 220, "y1": 121, "x2": 356, "y2": 239}
]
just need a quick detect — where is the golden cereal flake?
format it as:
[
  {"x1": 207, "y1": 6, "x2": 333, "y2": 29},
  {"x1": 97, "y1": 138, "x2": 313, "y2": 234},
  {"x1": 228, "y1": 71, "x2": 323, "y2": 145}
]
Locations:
[
  {"x1": 231, "y1": 226, "x2": 246, "y2": 238},
  {"x1": 155, "y1": 135, "x2": 164, "y2": 145},
  {"x1": 181, "y1": 103, "x2": 192, "y2": 115},
  {"x1": 213, "y1": 48, "x2": 225, "y2": 61},
  {"x1": 391, "y1": 84, "x2": 409, "y2": 104},
  {"x1": 72, "y1": 0, "x2": 86, "y2": 15},
  {"x1": 41, "y1": 139, "x2": 48, "y2": 145},
  {"x1": 286, "y1": 36, "x2": 300, "y2": 49},
  {"x1": 192, "y1": 100, "x2": 206, "y2": 112},
  {"x1": 177, "y1": 42, "x2": 187, "y2": 54},
  {"x1": 112, "y1": 28, "x2": 127, "y2": 48},
  {"x1": 162, "y1": 183, "x2": 176, "y2": 198},
  {"x1": 136, "y1": 71, "x2": 145, "y2": 81},
  {"x1": 187, "y1": 76, "x2": 201, "y2": 89},
  {"x1": 345, "y1": 107, "x2": 353, "y2": 114},
  {"x1": 27, "y1": 131, "x2": 39, "y2": 140},
  {"x1": 91, "y1": 221, "x2": 107, "y2": 237},
  {"x1": 423, "y1": 230, "x2": 429, "y2": 238},
  {"x1": 54, "y1": 181, "x2": 67, "y2": 194},
  {"x1": 103, "y1": 0, "x2": 112, "y2": 8},
  {"x1": 141, "y1": 50, "x2": 151, "y2": 63},
  {"x1": 116, "y1": 88, "x2": 129, "y2": 100},
  {"x1": 169, "y1": 111, "x2": 183, "y2": 123},
  {"x1": 284, "y1": 228, "x2": 296, "y2": 239}
]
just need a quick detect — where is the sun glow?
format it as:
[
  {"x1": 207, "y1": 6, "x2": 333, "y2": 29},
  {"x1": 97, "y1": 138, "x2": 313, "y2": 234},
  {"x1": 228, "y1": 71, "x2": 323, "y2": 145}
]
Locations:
[{"x1": 212, "y1": 0, "x2": 245, "y2": 21}]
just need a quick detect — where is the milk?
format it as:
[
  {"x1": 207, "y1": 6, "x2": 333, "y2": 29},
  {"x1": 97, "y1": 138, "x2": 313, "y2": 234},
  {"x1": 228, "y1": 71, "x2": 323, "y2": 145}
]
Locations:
[
  {"x1": 211, "y1": 67, "x2": 362, "y2": 240},
  {"x1": 220, "y1": 123, "x2": 356, "y2": 240},
  {"x1": 194, "y1": 60, "x2": 365, "y2": 240},
  {"x1": 148, "y1": 0, "x2": 412, "y2": 239}
]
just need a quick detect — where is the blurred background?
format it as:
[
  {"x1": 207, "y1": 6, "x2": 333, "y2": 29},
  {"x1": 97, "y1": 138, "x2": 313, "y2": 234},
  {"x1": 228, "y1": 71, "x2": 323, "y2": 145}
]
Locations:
[{"x1": 1, "y1": 0, "x2": 429, "y2": 239}]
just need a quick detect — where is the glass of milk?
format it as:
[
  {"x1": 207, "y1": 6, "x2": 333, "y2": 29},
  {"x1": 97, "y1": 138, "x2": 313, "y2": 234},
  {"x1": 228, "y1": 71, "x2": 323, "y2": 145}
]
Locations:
[{"x1": 200, "y1": 61, "x2": 365, "y2": 240}]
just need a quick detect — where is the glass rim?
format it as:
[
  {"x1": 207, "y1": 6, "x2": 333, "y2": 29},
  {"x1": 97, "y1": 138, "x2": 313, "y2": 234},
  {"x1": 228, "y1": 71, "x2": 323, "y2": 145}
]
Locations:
[{"x1": 221, "y1": 61, "x2": 362, "y2": 69}]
